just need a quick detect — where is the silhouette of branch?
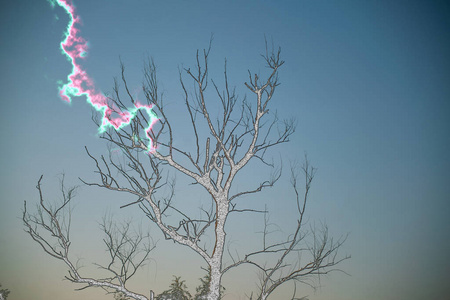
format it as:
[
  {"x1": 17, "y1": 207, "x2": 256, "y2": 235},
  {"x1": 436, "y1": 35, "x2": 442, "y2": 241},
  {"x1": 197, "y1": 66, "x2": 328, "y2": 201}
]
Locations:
[{"x1": 23, "y1": 176, "x2": 153, "y2": 300}]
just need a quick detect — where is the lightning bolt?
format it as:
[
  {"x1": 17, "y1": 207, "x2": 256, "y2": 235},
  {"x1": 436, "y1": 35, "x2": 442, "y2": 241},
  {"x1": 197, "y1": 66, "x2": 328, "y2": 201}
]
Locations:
[{"x1": 49, "y1": 0, "x2": 158, "y2": 152}]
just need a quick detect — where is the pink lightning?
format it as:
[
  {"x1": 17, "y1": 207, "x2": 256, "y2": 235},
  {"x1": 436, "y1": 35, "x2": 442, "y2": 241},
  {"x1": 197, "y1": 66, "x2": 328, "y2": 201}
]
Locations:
[{"x1": 51, "y1": 0, "x2": 158, "y2": 152}]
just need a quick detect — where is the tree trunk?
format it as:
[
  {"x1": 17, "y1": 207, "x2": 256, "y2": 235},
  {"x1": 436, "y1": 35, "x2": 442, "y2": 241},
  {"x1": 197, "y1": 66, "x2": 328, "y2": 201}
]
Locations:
[{"x1": 207, "y1": 196, "x2": 228, "y2": 300}]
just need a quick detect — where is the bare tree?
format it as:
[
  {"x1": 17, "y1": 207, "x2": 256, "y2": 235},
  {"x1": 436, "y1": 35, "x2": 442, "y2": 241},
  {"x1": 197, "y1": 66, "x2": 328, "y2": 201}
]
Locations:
[
  {"x1": 23, "y1": 175, "x2": 155, "y2": 300},
  {"x1": 24, "y1": 40, "x2": 348, "y2": 299}
]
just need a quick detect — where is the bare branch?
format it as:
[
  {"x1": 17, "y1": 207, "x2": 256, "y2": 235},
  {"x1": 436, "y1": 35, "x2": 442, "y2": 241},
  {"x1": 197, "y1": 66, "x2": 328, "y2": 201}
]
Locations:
[
  {"x1": 23, "y1": 176, "x2": 153, "y2": 300},
  {"x1": 223, "y1": 159, "x2": 349, "y2": 300}
]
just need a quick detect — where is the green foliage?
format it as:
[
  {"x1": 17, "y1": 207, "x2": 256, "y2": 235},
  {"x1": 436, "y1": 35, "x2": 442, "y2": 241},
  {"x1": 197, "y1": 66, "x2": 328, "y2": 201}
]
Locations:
[
  {"x1": 194, "y1": 273, "x2": 209, "y2": 300},
  {"x1": 194, "y1": 270, "x2": 225, "y2": 300},
  {"x1": 155, "y1": 272, "x2": 225, "y2": 300},
  {"x1": 156, "y1": 276, "x2": 192, "y2": 300},
  {"x1": 0, "y1": 283, "x2": 10, "y2": 300}
]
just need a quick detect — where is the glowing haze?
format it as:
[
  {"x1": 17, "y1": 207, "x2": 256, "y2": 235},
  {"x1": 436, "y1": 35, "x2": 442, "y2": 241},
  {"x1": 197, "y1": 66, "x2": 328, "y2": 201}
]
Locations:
[{"x1": 51, "y1": 0, "x2": 158, "y2": 151}]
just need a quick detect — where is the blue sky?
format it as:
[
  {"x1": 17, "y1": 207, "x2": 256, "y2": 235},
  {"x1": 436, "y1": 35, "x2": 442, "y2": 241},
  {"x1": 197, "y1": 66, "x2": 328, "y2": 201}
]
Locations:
[{"x1": 1, "y1": 1, "x2": 449, "y2": 299}]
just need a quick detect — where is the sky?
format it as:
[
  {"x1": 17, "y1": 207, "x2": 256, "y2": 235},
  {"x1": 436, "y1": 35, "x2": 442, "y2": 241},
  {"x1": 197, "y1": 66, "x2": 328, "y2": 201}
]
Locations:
[{"x1": 1, "y1": 0, "x2": 449, "y2": 299}]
